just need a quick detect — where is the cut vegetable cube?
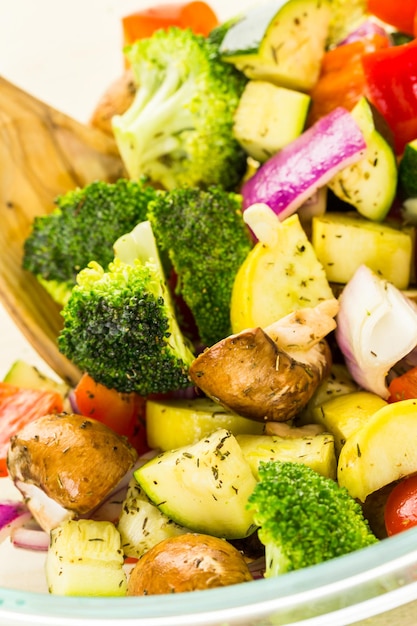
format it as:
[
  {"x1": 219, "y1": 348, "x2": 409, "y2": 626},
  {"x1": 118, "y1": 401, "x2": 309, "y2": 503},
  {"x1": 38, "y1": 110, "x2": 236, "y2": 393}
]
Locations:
[
  {"x1": 236, "y1": 432, "x2": 337, "y2": 480},
  {"x1": 399, "y1": 138, "x2": 417, "y2": 198},
  {"x1": 220, "y1": 0, "x2": 331, "y2": 91},
  {"x1": 338, "y1": 399, "x2": 417, "y2": 502},
  {"x1": 46, "y1": 519, "x2": 127, "y2": 596},
  {"x1": 327, "y1": 97, "x2": 397, "y2": 221},
  {"x1": 146, "y1": 397, "x2": 263, "y2": 451},
  {"x1": 233, "y1": 81, "x2": 310, "y2": 162},
  {"x1": 135, "y1": 429, "x2": 257, "y2": 540},
  {"x1": 311, "y1": 212, "x2": 414, "y2": 289},
  {"x1": 309, "y1": 390, "x2": 387, "y2": 454},
  {"x1": 117, "y1": 478, "x2": 188, "y2": 559}
]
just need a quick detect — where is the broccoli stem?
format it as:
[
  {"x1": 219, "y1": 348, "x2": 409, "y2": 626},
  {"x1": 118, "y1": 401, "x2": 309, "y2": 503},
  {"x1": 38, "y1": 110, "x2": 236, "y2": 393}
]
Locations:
[{"x1": 113, "y1": 67, "x2": 195, "y2": 181}]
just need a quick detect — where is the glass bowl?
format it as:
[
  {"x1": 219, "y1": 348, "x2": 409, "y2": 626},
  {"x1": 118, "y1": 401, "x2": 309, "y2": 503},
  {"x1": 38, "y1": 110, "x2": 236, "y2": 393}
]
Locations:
[
  {"x1": 1, "y1": 1, "x2": 417, "y2": 625},
  {"x1": 1, "y1": 525, "x2": 417, "y2": 625}
]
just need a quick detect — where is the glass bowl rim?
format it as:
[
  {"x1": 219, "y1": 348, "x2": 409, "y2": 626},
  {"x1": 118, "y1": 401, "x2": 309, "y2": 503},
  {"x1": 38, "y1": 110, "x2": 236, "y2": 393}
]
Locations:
[{"x1": 1, "y1": 526, "x2": 417, "y2": 623}]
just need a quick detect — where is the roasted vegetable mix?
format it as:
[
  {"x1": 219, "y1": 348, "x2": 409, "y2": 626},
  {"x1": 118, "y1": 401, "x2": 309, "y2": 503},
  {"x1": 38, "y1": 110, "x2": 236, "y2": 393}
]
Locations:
[{"x1": 4, "y1": 0, "x2": 417, "y2": 600}]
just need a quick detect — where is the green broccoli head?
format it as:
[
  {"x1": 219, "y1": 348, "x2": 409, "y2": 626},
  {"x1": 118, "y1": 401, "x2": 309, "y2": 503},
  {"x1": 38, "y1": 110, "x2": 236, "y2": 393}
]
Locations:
[
  {"x1": 247, "y1": 461, "x2": 378, "y2": 577},
  {"x1": 58, "y1": 222, "x2": 195, "y2": 395},
  {"x1": 147, "y1": 186, "x2": 253, "y2": 347},
  {"x1": 22, "y1": 179, "x2": 157, "y2": 305},
  {"x1": 112, "y1": 27, "x2": 248, "y2": 191}
]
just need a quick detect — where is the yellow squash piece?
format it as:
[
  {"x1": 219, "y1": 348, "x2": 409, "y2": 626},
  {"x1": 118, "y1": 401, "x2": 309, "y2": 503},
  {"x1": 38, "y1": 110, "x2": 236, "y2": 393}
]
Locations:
[
  {"x1": 231, "y1": 206, "x2": 334, "y2": 333},
  {"x1": 299, "y1": 363, "x2": 359, "y2": 422},
  {"x1": 310, "y1": 390, "x2": 387, "y2": 455},
  {"x1": 337, "y1": 399, "x2": 417, "y2": 502}
]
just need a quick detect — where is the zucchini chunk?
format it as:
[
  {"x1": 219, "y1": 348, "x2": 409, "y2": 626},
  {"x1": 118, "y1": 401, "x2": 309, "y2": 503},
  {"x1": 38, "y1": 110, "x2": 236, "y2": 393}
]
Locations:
[
  {"x1": 311, "y1": 211, "x2": 414, "y2": 289},
  {"x1": 231, "y1": 208, "x2": 334, "y2": 333},
  {"x1": 220, "y1": 0, "x2": 331, "y2": 91},
  {"x1": 134, "y1": 429, "x2": 257, "y2": 540},
  {"x1": 117, "y1": 478, "x2": 189, "y2": 559},
  {"x1": 146, "y1": 396, "x2": 263, "y2": 451},
  {"x1": 327, "y1": 97, "x2": 397, "y2": 221},
  {"x1": 233, "y1": 80, "x2": 310, "y2": 162},
  {"x1": 46, "y1": 519, "x2": 127, "y2": 596},
  {"x1": 399, "y1": 138, "x2": 417, "y2": 198},
  {"x1": 236, "y1": 432, "x2": 337, "y2": 479}
]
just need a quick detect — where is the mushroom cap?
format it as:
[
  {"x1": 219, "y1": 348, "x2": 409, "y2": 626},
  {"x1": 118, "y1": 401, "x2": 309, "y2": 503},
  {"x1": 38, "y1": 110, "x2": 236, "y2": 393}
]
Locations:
[
  {"x1": 127, "y1": 533, "x2": 253, "y2": 595},
  {"x1": 189, "y1": 328, "x2": 331, "y2": 422},
  {"x1": 7, "y1": 412, "x2": 138, "y2": 515}
]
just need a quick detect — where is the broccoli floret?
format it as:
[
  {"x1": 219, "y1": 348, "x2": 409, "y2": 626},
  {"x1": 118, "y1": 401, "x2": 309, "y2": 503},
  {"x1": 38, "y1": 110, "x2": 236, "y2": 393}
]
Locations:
[
  {"x1": 147, "y1": 186, "x2": 253, "y2": 346},
  {"x1": 58, "y1": 221, "x2": 194, "y2": 395},
  {"x1": 112, "y1": 27, "x2": 247, "y2": 191},
  {"x1": 22, "y1": 179, "x2": 157, "y2": 305},
  {"x1": 247, "y1": 461, "x2": 378, "y2": 577}
]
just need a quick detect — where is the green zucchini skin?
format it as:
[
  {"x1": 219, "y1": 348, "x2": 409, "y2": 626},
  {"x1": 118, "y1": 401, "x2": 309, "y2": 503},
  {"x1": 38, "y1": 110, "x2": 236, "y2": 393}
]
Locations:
[
  {"x1": 220, "y1": 0, "x2": 331, "y2": 91},
  {"x1": 399, "y1": 139, "x2": 417, "y2": 198},
  {"x1": 328, "y1": 97, "x2": 398, "y2": 222},
  {"x1": 134, "y1": 429, "x2": 258, "y2": 540}
]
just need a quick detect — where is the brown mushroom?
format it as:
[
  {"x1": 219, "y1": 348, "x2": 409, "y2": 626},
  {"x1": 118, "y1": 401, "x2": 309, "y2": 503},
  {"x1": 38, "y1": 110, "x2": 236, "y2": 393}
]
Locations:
[
  {"x1": 189, "y1": 300, "x2": 338, "y2": 423},
  {"x1": 90, "y1": 69, "x2": 137, "y2": 136},
  {"x1": 7, "y1": 412, "x2": 138, "y2": 532},
  {"x1": 127, "y1": 533, "x2": 253, "y2": 595}
]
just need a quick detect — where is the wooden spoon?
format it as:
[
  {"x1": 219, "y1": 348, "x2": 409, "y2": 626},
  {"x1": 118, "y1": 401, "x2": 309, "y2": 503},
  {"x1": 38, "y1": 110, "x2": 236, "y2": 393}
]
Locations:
[{"x1": 0, "y1": 76, "x2": 126, "y2": 386}]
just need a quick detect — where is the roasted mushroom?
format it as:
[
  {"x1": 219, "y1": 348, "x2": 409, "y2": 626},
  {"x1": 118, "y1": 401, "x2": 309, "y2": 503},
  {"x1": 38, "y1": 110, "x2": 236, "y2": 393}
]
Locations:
[
  {"x1": 127, "y1": 533, "x2": 253, "y2": 595},
  {"x1": 189, "y1": 300, "x2": 338, "y2": 423},
  {"x1": 7, "y1": 412, "x2": 138, "y2": 532}
]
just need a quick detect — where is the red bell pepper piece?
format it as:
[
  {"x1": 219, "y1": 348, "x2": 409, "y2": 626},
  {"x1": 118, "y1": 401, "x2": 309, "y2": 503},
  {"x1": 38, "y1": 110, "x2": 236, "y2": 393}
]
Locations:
[
  {"x1": 73, "y1": 373, "x2": 149, "y2": 456},
  {"x1": 362, "y1": 39, "x2": 417, "y2": 154},
  {"x1": 122, "y1": 2, "x2": 219, "y2": 46},
  {"x1": 308, "y1": 34, "x2": 390, "y2": 126},
  {"x1": 367, "y1": 0, "x2": 417, "y2": 36},
  {"x1": 388, "y1": 365, "x2": 417, "y2": 402}
]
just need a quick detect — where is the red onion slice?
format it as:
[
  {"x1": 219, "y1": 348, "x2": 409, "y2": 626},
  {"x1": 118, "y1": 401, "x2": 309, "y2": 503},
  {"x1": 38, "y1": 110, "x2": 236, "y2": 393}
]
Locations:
[
  {"x1": 11, "y1": 519, "x2": 49, "y2": 552},
  {"x1": 0, "y1": 500, "x2": 31, "y2": 542},
  {"x1": 336, "y1": 265, "x2": 417, "y2": 398}
]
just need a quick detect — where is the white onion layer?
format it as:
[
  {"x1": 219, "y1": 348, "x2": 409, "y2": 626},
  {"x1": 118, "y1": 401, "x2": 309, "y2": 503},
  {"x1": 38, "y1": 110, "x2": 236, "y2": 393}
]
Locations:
[{"x1": 336, "y1": 265, "x2": 417, "y2": 399}]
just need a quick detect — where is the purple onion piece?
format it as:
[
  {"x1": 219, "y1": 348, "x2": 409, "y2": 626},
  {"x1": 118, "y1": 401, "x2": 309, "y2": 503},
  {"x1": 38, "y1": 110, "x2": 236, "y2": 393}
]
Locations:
[
  {"x1": 337, "y1": 19, "x2": 390, "y2": 46},
  {"x1": 0, "y1": 501, "x2": 28, "y2": 529},
  {"x1": 241, "y1": 107, "x2": 366, "y2": 220},
  {"x1": 0, "y1": 501, "x2": 32, "y2": 542}
]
